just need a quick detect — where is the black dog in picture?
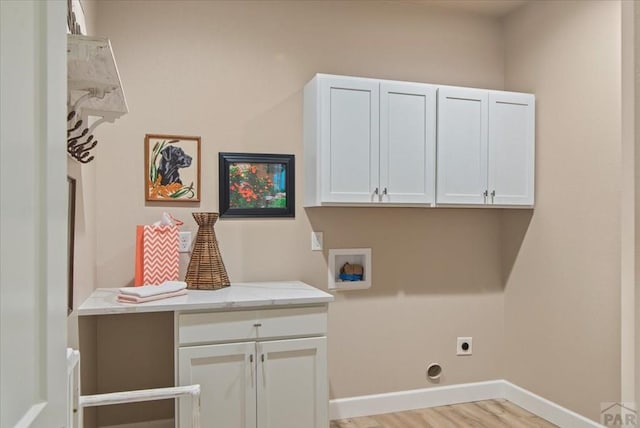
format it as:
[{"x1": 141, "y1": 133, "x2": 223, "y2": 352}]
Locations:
[{"x1": 158, "y1": 145, "x2": 192, "y2": 185}]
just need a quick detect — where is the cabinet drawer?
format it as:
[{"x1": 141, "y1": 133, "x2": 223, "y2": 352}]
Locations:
[
  {"x1": 178, "y1": 310, "x2": 258, "y2": 345},
  {"x1": 178, "y1": 306, "x2": 328, "y2": 345},
  {"x1": 257, "y1": 306, "x2": 327, "y2": 339}
]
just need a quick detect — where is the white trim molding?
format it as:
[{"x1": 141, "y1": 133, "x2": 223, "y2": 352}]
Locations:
[
  {"x1": 329, "y1": 380, "x2": 502, "y2": 420},
  {"x1": 329, "y1": 380, "x2": 602, "y2": 428},
  {"x1": 503, "y1": 382, "x2": 602, "y2": 428}
]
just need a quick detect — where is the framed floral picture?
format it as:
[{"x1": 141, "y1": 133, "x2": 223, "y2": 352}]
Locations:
[
  {"x1": 219, "y1": 153, "x2": 295, "y2": 218},
  {"x1": 145, "y1": 134, "x2": 201, "y2": 202}
]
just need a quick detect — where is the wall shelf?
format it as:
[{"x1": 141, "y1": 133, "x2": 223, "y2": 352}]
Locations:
[{"x1": 67, "y1": 35, "x2": 128, "y2": 163}]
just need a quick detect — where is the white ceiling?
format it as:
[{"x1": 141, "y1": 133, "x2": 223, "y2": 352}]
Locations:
[{"x1": 408, "y1": 0, "x2": 528, "y2": 18}]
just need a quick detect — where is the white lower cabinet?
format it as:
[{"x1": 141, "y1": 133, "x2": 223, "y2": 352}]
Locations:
[
  {"x1": 256, "y1": 338, "x2": 327, "y2": 428},
  {"x1": 177, "y1": 307, "x2": 329, "y2": 428},
  {"x1": 178, "y1": 342, "x2": 256, "y2": 428}
]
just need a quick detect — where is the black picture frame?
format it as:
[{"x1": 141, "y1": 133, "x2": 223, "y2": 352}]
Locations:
[
  {"x1": 67, "y1": 176, "x2": 76, "y2": 315},
  {"x1": 219, "y1": 152, "x2": 295, "y2": 218}
]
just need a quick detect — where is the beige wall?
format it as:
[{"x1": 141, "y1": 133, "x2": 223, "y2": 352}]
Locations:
[
  {"x1": 503, "y1": 0, "x2": 622, "y2": 420},
  {"x1": 83, "y1": 0, "x2": 628, "y2": 425},
  {"x1": 92, "y1": 0, "x2": 507, "y2": 424},
  {"x1": 634, "y1": 0, "x2": 640, "y2": 405},
  {"x1": 621, "y1": 0, "x2": 636, "y2": 406}
]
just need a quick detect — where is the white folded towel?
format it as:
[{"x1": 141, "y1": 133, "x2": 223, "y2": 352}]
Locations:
[
  {"x1": 119, "y1": 281, "x2": 187, "y2": 298},
  {"x1": 117, "y1": 289, "x2": 187, "y2": 304}
]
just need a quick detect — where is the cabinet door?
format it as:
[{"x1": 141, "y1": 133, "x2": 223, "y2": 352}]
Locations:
[
  {"x1": 320, "y1": 76, "x2": 380, "y2": 203},
  {"x1": 178, "y1": 342, "x2": 256, "y2": 428},
  {"x1": 436, "y1": 87, "x2": 489, "y2": 205},
  {"x1": 488, "y1": 91, "x2": 535, "y2": 206},
  {"x1": 380, "y1": 82, "x2": 437, "y2": 204},
  {"x1": 256, "y1": 337, "x2": 328, "y2": 428}
]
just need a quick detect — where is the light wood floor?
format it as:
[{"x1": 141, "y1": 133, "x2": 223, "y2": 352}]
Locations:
[{"x1": 330, "y1": 399, "x2": 558, "y2": 428}]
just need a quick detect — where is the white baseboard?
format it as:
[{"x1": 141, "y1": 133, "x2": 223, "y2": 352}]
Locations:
[
  {"x1": 503, "y1": 381, "x2": 602, "y2": 428},
  {"x1": 329, "y1": 380, "x2": 503, "y2": 420},
  {"x1": 329, "y1": 380, "x2": 602, "y2": 428},
  {"x1": 100, "y1": 419, "x2": 173, "y2": 428}
]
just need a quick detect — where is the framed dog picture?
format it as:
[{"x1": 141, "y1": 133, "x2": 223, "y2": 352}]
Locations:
[
  {"x1": 145, "y1": 134, "x2": 201, "y2": 202},
  {"x1": 219, "y1": 152, "x2": 295, "y2": 218}
]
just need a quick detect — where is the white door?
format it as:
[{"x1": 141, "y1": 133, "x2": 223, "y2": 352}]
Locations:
[
  {"x1": 488, "y1": 91, "x2": 535, "y2": 206},
  {"x1": 178, "y1": 342, "x2": 256, "y2": 428},
  {"x1": 320, "y1": 76, "x2": 380, "y2": 203},
  {"x1": 380, "y1": 82, "x2": 436, "y2": 204},
  {"x1": 256, "y1": 337, "x2": 328, "y2": 428},
  {"x1": 436, "y1": 87, "x2": 489, "y2": 205},
  {"x1": 0, "y1": 1, "x2": 68, "y2": 427}
]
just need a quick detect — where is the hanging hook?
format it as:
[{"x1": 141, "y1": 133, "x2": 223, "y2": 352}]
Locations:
[{"x1": 67, "y1": 109, "x2": 97, "y2": 163}]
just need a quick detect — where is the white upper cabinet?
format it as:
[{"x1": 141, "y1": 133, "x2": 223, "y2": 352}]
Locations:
[
  {"x1": 380, "y1": 81, "x2": 437, "y2": 204},
  {"x1": 436, "y1": 87, "x2": 489, "y2": 205},
  {"x1": 305, "y1": 75, "x2": 380, "y2": 204},
  {"x1": 488, "y1": 91, "x2": 535, "y2": 206},
  {"x1": 436, "y1": 87, "x2": 535, "y2": 207},
  {"x1": 304, "y1": 74, "x2": 436, "y2": 206},
  {"x1": 304, "y1": 74, "x2": 535, "y2": 208}
]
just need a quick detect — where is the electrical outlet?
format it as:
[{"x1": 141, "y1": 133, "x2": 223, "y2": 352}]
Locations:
[
  {"x1": 178, "y1": 231, "x2": 192, "y2": 253},
  {"x1": 457, "y1": 337, "x2": 472, "y2": 356},
  {"x1": 311, "y1": 231, "x2": 323, "y2": 251}
]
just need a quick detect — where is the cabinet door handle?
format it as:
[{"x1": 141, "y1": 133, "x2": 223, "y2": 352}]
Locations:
[
  {"x1": 250, "y1": 354, "x2": 255, "y2": 386},
  {"x1": 260, "y1": 353, "x2": 267, "y2": 386},
  {"x1": 490, "y1": 190, "x2": 495, "y2": 203},
  {"x1": 382, "y1": 188, "x2": 387, "y2": 196},
  {"x1": 373, "y1": 187, "x2": 379, "y2": 196},
  {"x1": 483, "y1": 190, "x2": 488, "y2": 203},
  {"x1": 253, "y1": 323, "x2": 262, "y2": 327}
]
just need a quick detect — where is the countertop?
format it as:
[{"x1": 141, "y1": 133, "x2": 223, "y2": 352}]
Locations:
[{"x1": 77, "y1": 281, "x2": 334, "y2": 316}]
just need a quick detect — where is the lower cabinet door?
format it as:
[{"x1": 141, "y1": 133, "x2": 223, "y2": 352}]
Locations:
[
  {"x1": 256, "y1": 337, "x2": 328, "y2": 428},
  {"x1": 178, "y1": 342, "x2": 256, "y2": 428}
]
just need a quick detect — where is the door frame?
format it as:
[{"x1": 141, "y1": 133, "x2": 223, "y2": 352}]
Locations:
[{"x1": 0, "y1": 1, "x2": 68, "y2": 426}]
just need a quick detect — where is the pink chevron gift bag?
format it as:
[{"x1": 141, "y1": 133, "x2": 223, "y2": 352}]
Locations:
[{"x1": 134, "y1": 214, "x2": 183, "y2": 286}]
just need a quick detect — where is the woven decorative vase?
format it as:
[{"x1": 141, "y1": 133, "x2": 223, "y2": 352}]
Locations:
[{"x1": 185, "y1": 212, "x2": 230, "y2": 290}]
